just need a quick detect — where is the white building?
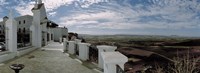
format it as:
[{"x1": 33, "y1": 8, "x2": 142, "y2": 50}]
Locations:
[
  {"x1": 0, "y1": 0, "x2": 68, "y2": 47},
  {"x1": 0, "y1": 15, "x2": 33, "y2": 35},
  {"x1": 15, "y1": 15, "x2": 33, "y2": 34},
  {"x1": 0, "y1": 0, "x2": 68, "y2": 63},
  {"x1": 52, "y1": 27, "x2": 68, "y2": 42}
]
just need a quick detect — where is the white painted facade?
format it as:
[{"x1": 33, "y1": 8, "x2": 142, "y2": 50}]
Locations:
[
  {"x1": 31, "y1": 1, "x2": 46, "y2": 48},
  {"x1": 52, "y1": 27, "x2": 68, "y2": 42},
  {"x1": 0, "y1": 0, "x2": 67, "y2": 45},
  {"x1": 0, "y1": 15, "x2": 33, "y2": 35},
  {"x1": 0, "y1": 0, "x2": 68, "y2": 63},
  {"x1": 15, "y1": 15, "x2": 33, "y2": 34}
]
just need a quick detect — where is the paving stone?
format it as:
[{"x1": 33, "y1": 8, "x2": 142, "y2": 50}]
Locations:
[{"x1": 0, "y1": 42, "x2": 98, "y2": 73}]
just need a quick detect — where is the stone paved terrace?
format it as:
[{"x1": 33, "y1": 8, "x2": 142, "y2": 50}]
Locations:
[{"x1": 0, "y1": 42, "x2": 99, "y2": 73}]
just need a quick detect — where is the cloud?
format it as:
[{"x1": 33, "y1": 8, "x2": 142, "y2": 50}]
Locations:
[
  {"x1": 14, "y1": 0, "x2": 73, "y2": 15},
  {"x1": 14, "y1": 0, "x2": 108, "y2": 16},
  {"x1": 40, "y1": 0, "x2": 108, "y2": 11},
  {"x1": 58, "y1": 0, "x2": 200, "y2": 31},
  {"x1": 77, "y1": 0, "x2": 109, "y2": 8},
  {"x1": 48, "y1": 11, "x2": 57, "y2": 17},
  {"x1": 7, "y1": 0, "x2": 199, "y2": 36},
  {"x1": 42, "y1": 0, "x2": 74, "y2": 12},
  {"x1": 59, "y1": 11, "x2": 144, "y2": 29},
  {"x1": 58, "y1": 11, "x2": 119, "y2": 27},
  {"x1": 0, "y1": 0, "x2": 9, "y2": 5},
  {"x1": 0, "y1": 7, "x2": 2, "y2": 13},
  {"x1": 0, "y1": 18, "x2": 2, "y2": 21},
  {"x1": 15, "y1": 1, "x2": 35, "y2": 15}
]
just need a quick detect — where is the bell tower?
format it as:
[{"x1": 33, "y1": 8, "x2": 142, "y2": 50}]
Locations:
[{"x1": 31, "y1": 0, "x2": 47, "y2": 48}]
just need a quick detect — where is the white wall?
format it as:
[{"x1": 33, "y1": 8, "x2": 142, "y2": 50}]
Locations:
[
  {"x1": 0, "y1": 52, "x2": 16, "y2": 63},
  {"x1": 52, "y1": 28, "x2": 61, "y2": 42},
  {"x1": 17, "y1": 47, "x2": 37, "y2": 56},
  {"x1": 0, "y1": 47, "x2": 38, "y2": 63},
  {"x1": 52, "y1": 27, "x2": 68, "y2": 42}
]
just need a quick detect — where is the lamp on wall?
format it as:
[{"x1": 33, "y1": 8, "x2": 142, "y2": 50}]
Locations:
[{"x1": 49, "y1": 22, "x2": 52, "y2": 26}]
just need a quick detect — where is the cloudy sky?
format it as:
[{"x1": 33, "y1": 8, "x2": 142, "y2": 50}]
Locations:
[{"x1": 0, "y1": 0, "x2": 200, "y2": 37}]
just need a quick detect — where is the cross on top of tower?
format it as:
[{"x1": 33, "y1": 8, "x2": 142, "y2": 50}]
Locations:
[{"x1": 38, "y1": 0, "x2": 42, "y2": 4}]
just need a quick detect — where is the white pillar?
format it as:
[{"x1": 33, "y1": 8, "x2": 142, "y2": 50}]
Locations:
[
  {"x1": 50, "y1": 28, "x2": 53, "y2": 41},
  {"x1": 59, "y1": 37, "x2": 62, "y2": 43},
  {"x1": 44, "y1": 32, "x2": 47, "y2": 46},
  {"x1": 5, "y1": 10, "x2": 17, "y2": 52},
  {"x1": 97, "y1": 45, "x2": 117, "y2": 69},
  {"x1": 78, "y1": 43, "x2": 90, "y2": 61},
  {"x1": 30, "y1": 31, "x2": 32, "y2": 45},
  {"x1": 31, "y1": 18, "x2": 42, "y2": 48},
  {"x1": 49, "y1": 33, "x2": 51, "y2": 41},
  {"x1": 48, "y1": 28, "x2": 51, "y2": 41},
  {"x1": 63, "y1": 38, "x2": 67, "y2": 52},
  {"x1": 31, "y1": 0, "x2": 45, "y2": 48},
  {"x1": 68, "y1": 41, "x2": 75, "y2": 54},
  {"x1": 101, "y1": 52, "x2": 128, "y2": 73}
]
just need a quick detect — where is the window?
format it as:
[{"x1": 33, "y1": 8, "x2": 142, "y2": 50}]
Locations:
[
  {"x1": 23, "y1": 28, "x2": 26, "y2": 33},
  {"x1": 18, "y1": 28, "x2": 21, "y2": 33},
  {"x1": 24, "y1": 20, "x2": 25, "y2": 24},
  {"x1": 19, "y1": 21, "x2": 21, "y2": 24}
]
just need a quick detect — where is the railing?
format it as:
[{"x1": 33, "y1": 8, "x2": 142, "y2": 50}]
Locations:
[
  {"x1": 89, "y1": 45, "x2": 98, "y2": 63},
  {"x1": 17, "y1": 33, "x2": 31, "y2": 48},
  {"x1": 116, "y1": 65, "x2": 125, "y2": 73},
  {"x1": 17, "y1": 43, "x2": 31, "y2": 48},
  {"x1": 75, "y1": 43, "x2": 79, "y2": 55}
]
